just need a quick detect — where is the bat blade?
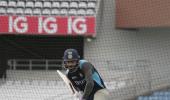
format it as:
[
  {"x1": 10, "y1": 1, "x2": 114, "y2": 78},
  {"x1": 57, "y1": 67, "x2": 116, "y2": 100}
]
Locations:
[{"x1": 57, "y1": 70, "x2": 77, "y2": 94}]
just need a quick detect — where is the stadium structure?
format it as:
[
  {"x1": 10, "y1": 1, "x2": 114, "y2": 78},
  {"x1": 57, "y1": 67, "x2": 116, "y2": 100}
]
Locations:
[{"x1": 0, "y1": 0, "x2": 170, "y2": 100}]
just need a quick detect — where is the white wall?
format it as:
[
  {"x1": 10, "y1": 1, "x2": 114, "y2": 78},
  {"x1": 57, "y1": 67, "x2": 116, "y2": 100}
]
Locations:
[{"x1": 84, "y1": 0, "x2": 170, "y2": 99}]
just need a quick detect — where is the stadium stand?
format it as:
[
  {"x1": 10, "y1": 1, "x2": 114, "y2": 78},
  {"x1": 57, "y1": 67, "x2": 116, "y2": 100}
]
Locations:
[
  {"x1": 0, "y1": 0, "x2": 99, "y2": 16},
  {"x1": 138, "y1": 90, "x2": 170, "y2": 100},
  {"x1": 0, "y1": 69, "x2": 130, "y2": 100},
  {"x1": 1, "y1": 0, "x2": 170, "y2": 100},
  {"x1": 0, "y1": 0, "x2": 95, "y2": 96}
]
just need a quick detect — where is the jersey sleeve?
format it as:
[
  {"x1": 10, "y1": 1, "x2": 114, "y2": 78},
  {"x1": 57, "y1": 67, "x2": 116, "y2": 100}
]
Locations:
[{"x1": 79, "y1": 60, "x2": 88, "y2": 69}]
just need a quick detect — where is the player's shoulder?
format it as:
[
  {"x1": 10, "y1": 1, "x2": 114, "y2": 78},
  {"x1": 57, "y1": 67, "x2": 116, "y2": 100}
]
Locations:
[
  {"x1": 79, "y1": 59, "x2": 88, "y2": 64},
  {"x1": 79, "y1": 59, "x2": 92, "y2": 69}
]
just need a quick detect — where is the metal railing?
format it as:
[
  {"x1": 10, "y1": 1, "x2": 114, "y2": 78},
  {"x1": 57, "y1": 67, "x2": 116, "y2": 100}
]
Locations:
[{"x1": 7, "y1": 59, "x2": 62, "y2": 70}]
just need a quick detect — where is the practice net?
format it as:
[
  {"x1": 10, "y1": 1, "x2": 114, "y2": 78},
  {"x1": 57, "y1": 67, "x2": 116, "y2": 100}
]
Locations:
[{"x1": 0, "y1": 0, "x2": 170, "y2": 100}]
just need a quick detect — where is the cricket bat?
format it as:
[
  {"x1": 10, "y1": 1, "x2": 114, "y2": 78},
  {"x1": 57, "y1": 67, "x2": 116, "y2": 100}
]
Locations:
[{"x1": 57, "y1": 70, "x2": 78, "y2": 95}]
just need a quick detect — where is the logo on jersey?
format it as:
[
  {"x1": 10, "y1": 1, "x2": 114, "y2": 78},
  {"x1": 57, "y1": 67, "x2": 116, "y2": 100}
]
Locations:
[
  {"x1": 79, "y1": 73, "x2": 83, "y2": 77},
  {"x1": 74, "y1": 79, "x2": 86, "y2": 85}
]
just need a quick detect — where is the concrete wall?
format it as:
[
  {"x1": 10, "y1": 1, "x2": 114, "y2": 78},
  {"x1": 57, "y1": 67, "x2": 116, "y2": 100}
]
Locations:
[
  {"x1": 84, "y1": 0, "x2": 170, "y2": 99},
  {"x1": 116, "y1": 0, "x2": 170, "y2": 28}
]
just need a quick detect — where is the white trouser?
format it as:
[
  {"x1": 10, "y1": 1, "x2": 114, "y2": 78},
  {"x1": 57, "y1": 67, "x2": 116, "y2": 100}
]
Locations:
[{"x1": 94, "y1": 89, "x2": 111, "y2": 100}]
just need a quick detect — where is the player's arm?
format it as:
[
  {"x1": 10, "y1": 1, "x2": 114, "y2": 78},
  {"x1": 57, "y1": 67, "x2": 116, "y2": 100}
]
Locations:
[{"x1": 82, "y1": 62, "x2": 94, "y2": 99}]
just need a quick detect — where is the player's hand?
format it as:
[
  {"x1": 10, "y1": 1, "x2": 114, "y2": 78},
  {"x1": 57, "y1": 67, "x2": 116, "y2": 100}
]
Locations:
[
  {"x1": 79, "y1": 96, "x2": 86, "y2": 100},
  {"x1": 77, "y1": 92, "x2": 87, "y2": 100},
  {"x1": 74, "y1": 91, "x2": 83, "y2": 99},
  {"x1": 80, "y1": 98, "x2": 86, "y2": 100},
  {"x1": 79, "y1": 93, "x2": 88, "y2": 100}
]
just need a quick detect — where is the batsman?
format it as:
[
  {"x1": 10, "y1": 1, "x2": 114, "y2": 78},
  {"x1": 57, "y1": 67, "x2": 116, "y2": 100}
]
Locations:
[{"x1": 62, "y1": 49, "x2": 111, "y2": 100}]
